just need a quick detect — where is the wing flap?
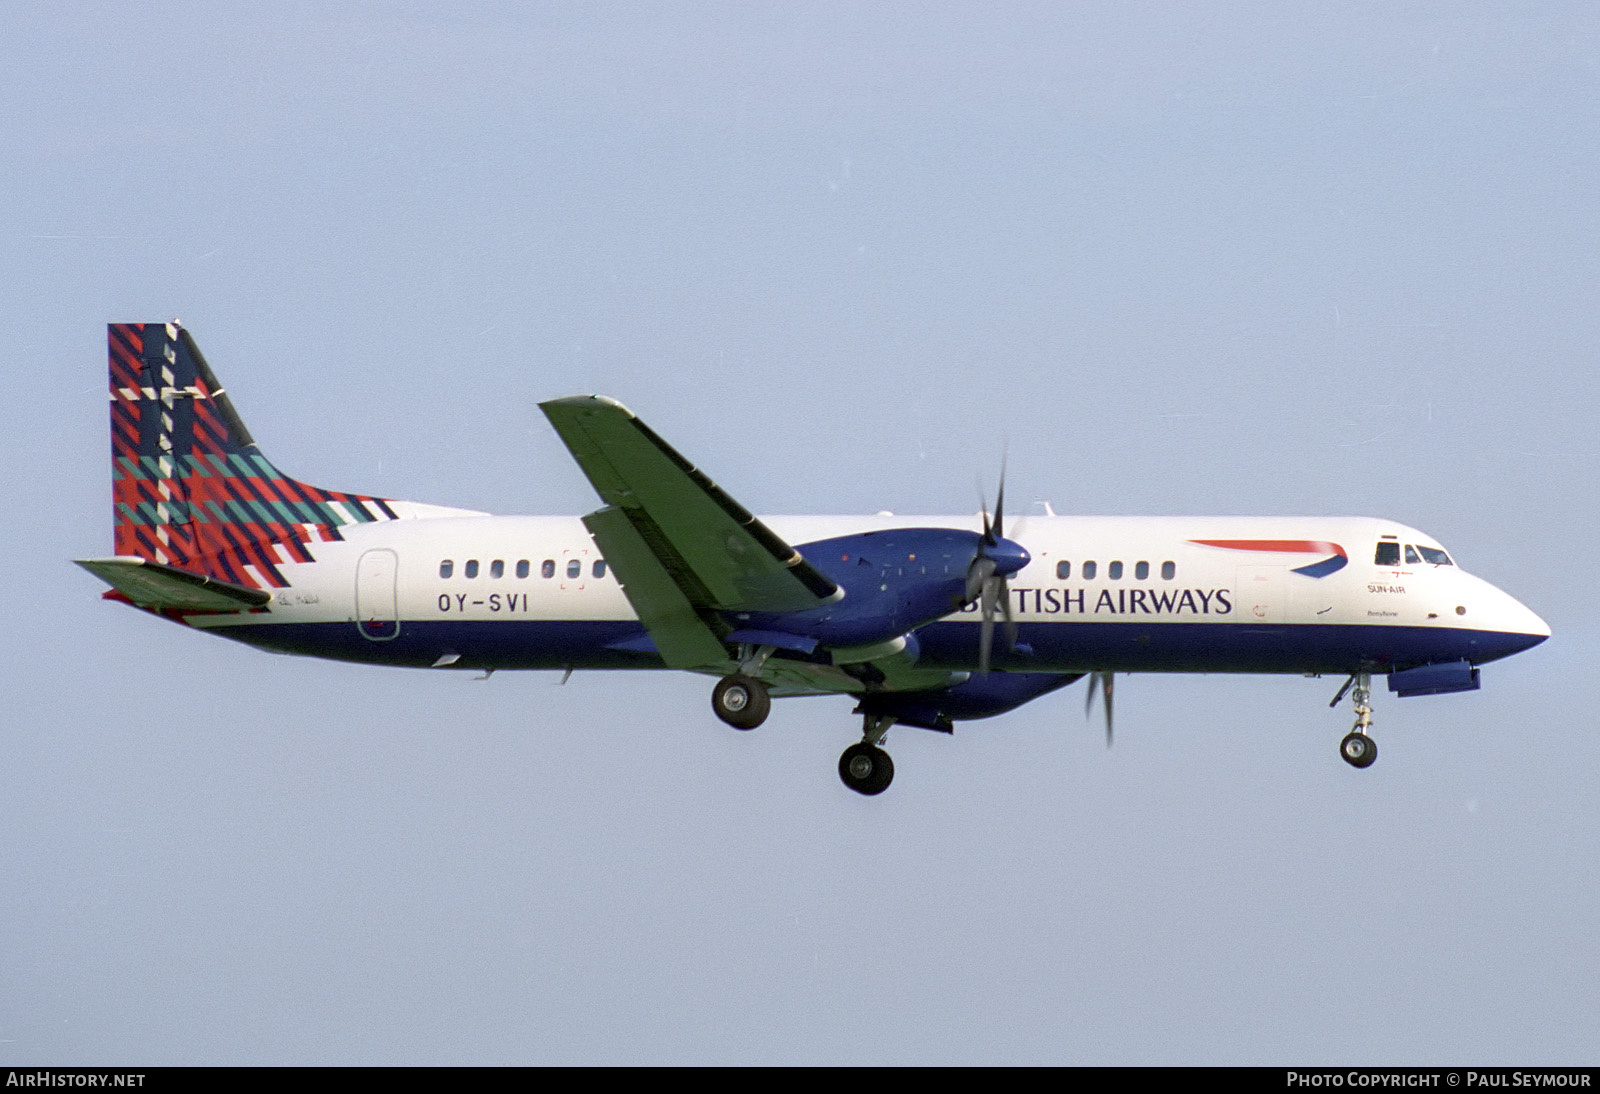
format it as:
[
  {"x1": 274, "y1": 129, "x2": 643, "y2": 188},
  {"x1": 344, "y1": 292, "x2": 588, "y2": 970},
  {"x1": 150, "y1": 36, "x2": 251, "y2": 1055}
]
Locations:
[
  {"x1": 76, "y1": 556, "x2": 273, "y2": 612},
  {"x1": 691, "y1": 657, "x2": 962, "y2": 698},
  {"x1": 541, "y1": 396, "x2": 838, "y2": 613},
  {"x1": 582, "y1": 506, "x2": 728, "y2": 668}
]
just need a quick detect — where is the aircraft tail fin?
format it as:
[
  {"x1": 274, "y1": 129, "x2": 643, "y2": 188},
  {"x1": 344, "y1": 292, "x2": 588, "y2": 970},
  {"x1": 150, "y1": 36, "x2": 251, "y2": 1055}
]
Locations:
[{"x1": 105, "y1": 321, "x2": 398, "y2": 590}]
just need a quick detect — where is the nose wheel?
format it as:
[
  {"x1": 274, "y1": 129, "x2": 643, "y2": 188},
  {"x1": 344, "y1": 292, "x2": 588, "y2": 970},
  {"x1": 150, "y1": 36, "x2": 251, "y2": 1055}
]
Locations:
[
  {"x1": 1340, "y1": 731, "x2": 1377, "y2": 768},
  {"x1": 1332, "y1": 671, "x2": 1378, "y2": 769}
]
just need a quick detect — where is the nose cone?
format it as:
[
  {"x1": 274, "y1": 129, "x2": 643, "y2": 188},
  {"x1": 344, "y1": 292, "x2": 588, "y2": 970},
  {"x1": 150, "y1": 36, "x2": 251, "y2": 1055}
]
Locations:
[
  {"x1": 1493, "y1": 618, "x2": 1549, "y2": 660},
  {"x1": 1458, "y1": 572, "x2": 1550, "y2": 661},
  {"x1": 1489, "y1": 583, "x2": 1550, "y2": 642},
  {"x1": 1507, "y1": 597, "x2": 1551, "y2": 651},
  {"x1": 990, "y1": 536, "x2": 1031, "y2": 578}
]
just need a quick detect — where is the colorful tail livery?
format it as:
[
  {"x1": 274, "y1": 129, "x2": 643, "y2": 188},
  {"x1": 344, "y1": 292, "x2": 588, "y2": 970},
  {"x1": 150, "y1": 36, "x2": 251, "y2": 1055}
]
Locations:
[
  {"x1": 106, "y1": 321, "x2": 397, "y2": 590},
  {"x1": 80, "y1": 324, "x2": 1550, "y2": 793}
]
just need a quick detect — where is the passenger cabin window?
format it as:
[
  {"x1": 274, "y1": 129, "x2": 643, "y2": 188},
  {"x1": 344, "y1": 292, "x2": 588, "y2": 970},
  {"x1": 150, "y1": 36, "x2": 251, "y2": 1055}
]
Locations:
[
  {"x1": 541, "y1": 560, "x2": 555, "y2": 579},
  {"x1": 439, "y1": 560, "x2": 453, "y2": 579},
  {"x1": 566, "y1": 559, "x2": 581, "y2": 579},
  {"x1": 1374, "y1": 542, "x2": 1401, "y2": 566},
  {"x1": 1135, "y1": 561, "x2": 1150, "y2": 580},
  {"x1": 490, "y1": 560, "x2": 504, "y2": 579},
  {"x1": 516, "y1": 560, "x2": 530, "y2": 579},
  {"x1": 465, "y1": 560, "x2": 480, "y2": 579},
  {"x1": 1056, "y1": 560, "x2": 1071, "y2": 580},
  {"x1": 1082, "y1": 561, "x2": 1097, "y2": 580},
  {"x1": 1161, "y1": 561, "x2": 1176, "y2": 580},
  {"x1": 1108, "y1": 561, "x2": 1123, "y2": 580},
  {"x1": 593, "y1": 560, "x2": 607, "y2": 578}
]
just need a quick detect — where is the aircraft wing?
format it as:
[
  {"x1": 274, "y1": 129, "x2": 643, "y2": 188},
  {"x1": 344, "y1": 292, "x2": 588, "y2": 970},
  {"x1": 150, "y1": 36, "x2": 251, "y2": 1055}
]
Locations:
[
  {"x1": 541, "y1": 397, "x2": 840, "y2": 668},
  {"x1": 75, "y1": 556, "x2": 273, "y2": 612},
  {"x1": 582, "y1": 504, "x2": 728, "y2": 668},
  {"x1": 765, "y1": 651, "x2": 962, "y2": 697}
]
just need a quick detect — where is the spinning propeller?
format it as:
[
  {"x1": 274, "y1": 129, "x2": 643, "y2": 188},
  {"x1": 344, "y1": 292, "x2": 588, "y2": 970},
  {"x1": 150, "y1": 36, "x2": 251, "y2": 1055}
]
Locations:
[
  {"x1": 960, "y1": 465, "x2": 1114, "y2": 739},
  {"x1": 966, "y1": 465, "x2": 1030, "y2": 674}
]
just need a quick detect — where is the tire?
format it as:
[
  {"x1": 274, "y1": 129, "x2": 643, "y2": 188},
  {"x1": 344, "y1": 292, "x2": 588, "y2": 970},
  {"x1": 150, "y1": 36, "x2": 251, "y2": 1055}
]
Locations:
[
  {"x1": 838, "y1": 743, "x2": 895, "y2": 795},
  {"x1": 1340, "y1": 731, "x2": 1377, "y2": 769},
  {"x1": 712, "y1": 674, "x2": 770, "y2": 730}
]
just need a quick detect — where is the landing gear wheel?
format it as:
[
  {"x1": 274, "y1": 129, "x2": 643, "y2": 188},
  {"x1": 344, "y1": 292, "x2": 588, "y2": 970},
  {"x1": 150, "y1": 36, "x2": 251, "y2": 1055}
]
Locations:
[
  {"x1": 838, "y1": 743, "x2": 895, "y2": 796},
  {"x1": 712, "y1": 674, "x2": 770, "y2": 730},
  {"x1": 1340, "y1": 731, "x2": 1377, "y2": 769}
]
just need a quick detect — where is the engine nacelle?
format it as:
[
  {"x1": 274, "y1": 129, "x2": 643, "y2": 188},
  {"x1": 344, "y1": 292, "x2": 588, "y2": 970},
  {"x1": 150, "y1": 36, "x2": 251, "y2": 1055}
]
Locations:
[
  {"x1": 856, "y1": 672, "x2": 1081, "y2": 732},
  {"x1": 730, "y1": 527, "x2": 1026, "y2": 649}
]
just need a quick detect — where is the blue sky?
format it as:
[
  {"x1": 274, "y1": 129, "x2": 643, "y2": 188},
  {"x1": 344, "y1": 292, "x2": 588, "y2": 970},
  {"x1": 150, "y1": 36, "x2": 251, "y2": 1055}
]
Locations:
[{"x1": 2, "y1": 2, "x2": 1596, "y2": 1063}]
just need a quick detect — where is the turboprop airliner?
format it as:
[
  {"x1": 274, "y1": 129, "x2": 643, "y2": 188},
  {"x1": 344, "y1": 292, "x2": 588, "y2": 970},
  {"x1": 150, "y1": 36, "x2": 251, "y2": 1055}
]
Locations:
[{"x1": 78, "y1": 322, "x2": 1550, "y2": 794}]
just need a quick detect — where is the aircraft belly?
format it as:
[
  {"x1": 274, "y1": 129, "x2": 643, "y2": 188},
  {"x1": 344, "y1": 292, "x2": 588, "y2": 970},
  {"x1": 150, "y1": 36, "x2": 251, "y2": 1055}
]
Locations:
[
  {"x1": 205, "y1": 618, "x2": 664, "y2": 670},
  {"x1": 913, "y1": 619, "x2": 1535, "y2": 675},
  {"x1": 197, "y1": 612, "x2": 1542, "y2": 678}
]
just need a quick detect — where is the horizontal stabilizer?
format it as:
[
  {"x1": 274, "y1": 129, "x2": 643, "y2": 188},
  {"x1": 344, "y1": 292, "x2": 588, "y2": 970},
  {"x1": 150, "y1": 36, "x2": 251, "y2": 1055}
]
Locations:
[{"x1": 75, "y1": 556, "x2": 273, "y2": 612}]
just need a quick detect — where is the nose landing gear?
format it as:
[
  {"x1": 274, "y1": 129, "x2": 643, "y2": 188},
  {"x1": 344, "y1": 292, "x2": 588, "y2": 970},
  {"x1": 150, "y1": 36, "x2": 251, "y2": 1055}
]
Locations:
[{"x1": 1331, "y1": 671, "x2": 1377, "y2": 769}]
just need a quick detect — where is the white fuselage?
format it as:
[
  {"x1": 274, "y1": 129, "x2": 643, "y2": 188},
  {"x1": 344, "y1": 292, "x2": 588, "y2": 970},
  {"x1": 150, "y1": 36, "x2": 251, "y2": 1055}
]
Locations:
[{"x1": 186, "y1": 511, "x2": 1549, "y2": 678}]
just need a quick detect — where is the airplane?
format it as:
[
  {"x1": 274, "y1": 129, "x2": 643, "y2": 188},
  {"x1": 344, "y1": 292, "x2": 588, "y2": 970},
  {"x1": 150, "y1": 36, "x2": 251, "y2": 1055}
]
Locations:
[{"x1": 77, "y1": 321, "x2": 1550, "y2": 794}]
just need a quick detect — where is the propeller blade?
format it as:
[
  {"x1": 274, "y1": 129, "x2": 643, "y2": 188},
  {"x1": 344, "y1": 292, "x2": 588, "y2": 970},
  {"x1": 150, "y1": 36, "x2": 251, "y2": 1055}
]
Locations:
[
  {"x1": 966, "y1": 555, "x2": 996, "y2": 604},
  {"x1": 1100, "y1": 672, "x2": 1114, "y2": 748},
  {"x1": 1084, "y1": 671, "x2": 1114, "y2": 748},
  {"x1": 998, "y1": 575, "x2": 1017, "y2": 651},
  {"x1": 993, "y1": 457, "x2": 1006, "y2": 542},
  {"x1": 978, "y1": 575, "x2": 996, "y2": 673},
  {"x1": 975, "y1": 572, "x2": 1021, "y2": 675}
]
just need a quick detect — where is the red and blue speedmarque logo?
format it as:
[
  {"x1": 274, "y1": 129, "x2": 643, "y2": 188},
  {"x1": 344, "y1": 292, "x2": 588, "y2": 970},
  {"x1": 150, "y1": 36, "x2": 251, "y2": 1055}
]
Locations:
[{"x1": 1189, "y1": 539, "x2": 1348, "y2": 578}]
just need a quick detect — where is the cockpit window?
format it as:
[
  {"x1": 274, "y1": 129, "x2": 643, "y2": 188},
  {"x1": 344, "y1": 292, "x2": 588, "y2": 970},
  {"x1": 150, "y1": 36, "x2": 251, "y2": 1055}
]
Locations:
[
  {"x1": 1416, "y1": 546, "x2": 1453, "y2": 566},
  {"x1": 1404, "y1": 545, "x2": 1421, "y2": 565},
  {"x1": 1374, "y1": 542, "x2": 1401, "y2": 566}
]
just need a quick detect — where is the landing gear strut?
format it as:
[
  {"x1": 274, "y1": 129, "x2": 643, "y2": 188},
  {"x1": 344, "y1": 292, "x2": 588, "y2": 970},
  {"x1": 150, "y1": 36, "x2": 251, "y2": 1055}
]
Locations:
[
  {"x1": 712, "y1": 674, "x2": 770, "y2": 730},
  {"x1": 838, "y1": 714, "x2": 895, "y2": 795},
  {"x1": 1332, "y1": 671, "x2": 1377, "y2": 769}
]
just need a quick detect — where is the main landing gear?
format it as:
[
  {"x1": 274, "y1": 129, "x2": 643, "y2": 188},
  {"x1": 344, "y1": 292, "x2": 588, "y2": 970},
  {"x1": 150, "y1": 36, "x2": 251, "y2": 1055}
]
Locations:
[
  {"x1": 712, "y1": 674, "x2": 770, "y2": 730},
  {"x1": 838, "y1": 715, "x2": 896, "y2": 796},
  {"x1": 1331, "y1": 671, "x2": 1377, "y2": 769},
  {"x1": 712, "y1": 643, "x2": 778, "y2": 730},
  {"x1": 712, "y1": 671, "x2": 898, "y2": 795}
]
